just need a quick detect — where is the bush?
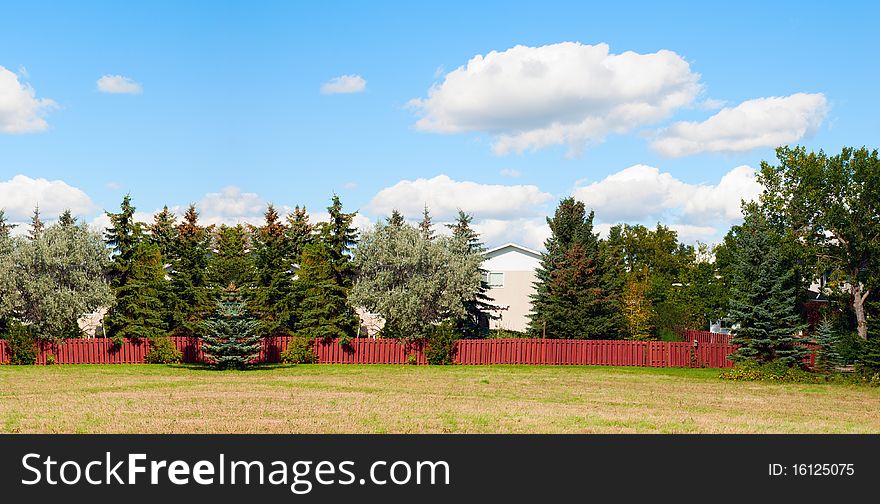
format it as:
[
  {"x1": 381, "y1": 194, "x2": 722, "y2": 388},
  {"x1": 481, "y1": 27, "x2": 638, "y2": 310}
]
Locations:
[
  {"x1": 45, "y1": 353, "x2": 56, "y2": 365},
  {"x1": 145, "y1": 336, "x2": 182, "y2": 364},
  {"x1": 280, "y1": 337, "x2": 316, "y2": 364},
  {"x1": 425, "y1": 320, "x2": 457, "y2": 365},
  {"x1": 721, "y1": 359, "x2": 878, "y2": 386},
  {"x1": 6, "y1": 323, "x2": 37, "y2": 365}
]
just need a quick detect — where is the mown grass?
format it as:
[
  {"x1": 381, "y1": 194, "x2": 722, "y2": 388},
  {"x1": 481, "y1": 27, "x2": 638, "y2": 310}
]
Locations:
[{"x1": 1, "y1": 364, "x2": 878, "y2": 433}]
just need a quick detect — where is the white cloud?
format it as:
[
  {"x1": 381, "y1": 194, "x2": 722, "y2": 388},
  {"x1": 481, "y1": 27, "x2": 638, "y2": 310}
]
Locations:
[
  {"x1": 408, "y1": 42, "x2": 702, "y2": 155},
  {"x1": 472, "y1": 217, "x2": 550, "y2": 250},
  {"x1": 0, "y1": 66, "x2": 57, "y2": 133},
  {"x1": 572, "y1": 164, "x2": 763, "y2": 242},
  {"x1": 320, "y1": 74, "x2": 367, "y2": 95},
  {"x1": 0, "y1": 175, "x2": 96, "y2": 221},
  {"x1": 96, "y1": 75, "x2": 143, "y2": 94},
  {"x1": 366, "y1": 174, "x2": 552, "y2": 220},
  {"x1": 651, "y1": 93, "x2": 828, "y2": 157},
  {"x1": 499, "y1": 168, "x2": 521, "y2": 178}
]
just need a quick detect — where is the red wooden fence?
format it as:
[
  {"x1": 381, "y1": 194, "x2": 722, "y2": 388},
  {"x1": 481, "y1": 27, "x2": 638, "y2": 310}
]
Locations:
[
  {"x1": 0, "y1": 336, "x2": 745, "y2": 368},
  {"x1": 679, "y1": 329, "x2": 733, "y2": 345}
]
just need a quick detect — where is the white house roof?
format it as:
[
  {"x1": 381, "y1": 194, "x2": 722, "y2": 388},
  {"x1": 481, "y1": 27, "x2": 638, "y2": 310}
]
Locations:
[{"x1": 484, "y1": 242, "x2": 542, "y2": 259}]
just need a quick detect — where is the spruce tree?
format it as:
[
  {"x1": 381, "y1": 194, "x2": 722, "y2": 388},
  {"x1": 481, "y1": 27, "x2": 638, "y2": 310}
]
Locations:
[
  {"x1": 251, "y1": 205, "x2": 295, "y2": 335},
  {"x1": 294, "y1": 243, "x2": 359, "y2": 342},
  {"x1": 314, "y1": 195, "x2": 359, "y2": 339},
  {"x1": 419, "y1": 205, "x2": 435, "y2": 241},
  {"x1": 0, "y1": 209, "x2": 16, "y2": 238},
  {"x1": 168, "y1": 205, "x2": 212, "y2": 336},
  {"x1": 529, "y1": 198, "x2": 619, "y2": 339},
  {"x1": 58, "y1": 209, "x2": 76, "y2": 228},
  {"x1": 387, "y1": 209, "x2": 405, "y2": 228},
  {"x1": 286, "y1": 205, "x2": 314, "y2": 263},
  {"x1": 446, "y1": 210, "x2": 496, "y2": 338},
  {"x1": 201, "y1": 283, "x2": 262, "y2": 369},
  {"x1": 814, "y1": 318, "x2": 843, "y2": 372},
  {"x1": 147, "y1": 206, "x2": 177, "y2": 261},
  {"x1": 206, "y1": 224, "x2": 255, "y2": 295},
  {"x1": 105, "y1": 243, "x2": 168, "y2": 342},
  {"x1": 727, "y1": 208, "x2": 807, "y2": 366},
  {"x1": 28, "y1": 205, "x2": 44, "y2": 241}
]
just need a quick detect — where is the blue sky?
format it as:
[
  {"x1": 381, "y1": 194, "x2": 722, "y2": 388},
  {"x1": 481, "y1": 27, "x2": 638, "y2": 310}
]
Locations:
[{"x1": 1, "y1": 1, "x2": 878, "y2": 248}]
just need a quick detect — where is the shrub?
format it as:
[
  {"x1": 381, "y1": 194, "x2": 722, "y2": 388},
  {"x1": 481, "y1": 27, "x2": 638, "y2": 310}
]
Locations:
[
  {"x1": 721, "y1": 359, "x2": 878, "y2": 386},
  {"x1": 425, "y1": 320, "x2": 457, "y2": 365},
  {"x1": 145, "y1": 336, "x2": 182, "y2": 364},
  {"x1": 6, "y1": 323, "x2": 37, "y2": 365},
  {"x1": 857, "y1": 336, "x2": 880, "y2": 377},
  {"x1": 406, "y1": 353, "x2": 419, "y2": 365},
  {"x1": 280, "y1": 337, "x2": 316, "y2": 364},
  {"x1": 45, "y1": 353, "x2": 56, "y2": 365}
]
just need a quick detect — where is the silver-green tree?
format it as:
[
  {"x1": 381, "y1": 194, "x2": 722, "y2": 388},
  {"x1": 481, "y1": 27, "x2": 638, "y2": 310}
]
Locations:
[
  {"x1": 351, "y1": 220, "x2": 482, "y2": 342},
  {"x1": 201, "y1": 283, "x2": 262, "y2": 369}
]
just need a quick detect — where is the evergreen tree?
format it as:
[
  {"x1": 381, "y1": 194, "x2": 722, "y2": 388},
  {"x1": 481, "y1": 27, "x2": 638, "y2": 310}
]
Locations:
[
  {"x1": 727, "y1": 207, "x2": 807, "y2": 366},
  {"x1": 28, "y1": 205, "x2": 44, "y2": 241},
  {"x1": 446, "y1": 210, "x2": 496, "y2": 338},
  {"x1": 58, "y1": 209, "x2": 76, "y2": 228},
  {"x1": 814, "y1": 318, "x2": 843, "y2": 372},
  {"x1": 529, "y1": 198, "x2": 620, "y2": 339},
  {"x1": 286, "y1": 205, "x2": 314, "y2": 263},
  {"x1": 295, "y1": 243, "x2": 359, "y2": 342},
  {"x1": 168, "y1": 205, "x2": 212, "y2": 336},
  {"x1": 201, "y1": 283, "x2": 262, "y2": 369},
  {"x1": 320, "y1": 194, "x2": 358, "y2": 289},
  {"x1": 386, "y1": 209, "x2": 405, "y2": 227},
  {"x1": 104, "y1": 242, "x2": 168, "y2": 343},
  {"x1": 251, "y1": 205, "x2": 295, "y2": 335},
  {"x1": 146, "y1": 206, "x2": 177, "y2": 261},
  {"x1": 419, "y1": 205, "x2": 435, "y2": 241},
  {"x1": 104, "y1": 195, "x2": 165, "y2": 342},
  {"x1": 0, "y1": 209, "x2": 17, "y2": 238},
  {"x1": 206, "y1": 225, "x2": 255, "y2": 295}
]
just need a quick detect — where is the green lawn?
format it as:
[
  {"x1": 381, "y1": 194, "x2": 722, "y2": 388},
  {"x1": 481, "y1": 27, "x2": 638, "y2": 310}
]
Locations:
[{"x1": 1, "y1": 364, "x2": 878, "y2": 433}]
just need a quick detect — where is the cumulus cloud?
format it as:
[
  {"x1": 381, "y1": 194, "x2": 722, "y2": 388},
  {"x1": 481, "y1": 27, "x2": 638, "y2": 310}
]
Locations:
[
  {"x1": 651, "y1": 93, "x2": 828, "y2": 157},
  {"x1": 0, "y1": 66, "x2": 57, "y2": 133},
  {"x1": 0, "y1": 175, "x2": 96, "y2": 221},
  {"x1": 572, "y1": 164, "x2": 763, "y2": 241},
  {"x1": 320, "y1": 74, "x2": 367, "y2": 95},
  {"x1": 96, "y1": 75, "x2": 143, "y2": 94},
  {"x1": 365, "y1": 174, "x2": 552, "y2": 220},
  {"x1": 472, "y1": 217, "x2": 550, "y2": 251},
  {"x1": 409, "y1": 42, "x2": 702, "y2": 155}
]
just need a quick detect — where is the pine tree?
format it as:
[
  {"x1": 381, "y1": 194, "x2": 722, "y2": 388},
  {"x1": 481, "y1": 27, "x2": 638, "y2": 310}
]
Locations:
[
  {"x1": 320, "y1": 194, "x2": 358, "y2": 290},
  {"x1": 58, "y1": 209, "x2": 76, "y2": 228},
  {"x1": 387, "y1": 209, "x2": 405, "y2": 227},
  {"x1": 446, "y1": 210, "x2": 496, "y2": 338},
  {"x1": 147, "y1": 206, "x2": 177, "y2": 261},
  {"x1": 0, "y1": 209, "x2": 16, "y2": 238},
  {"x1": 28, "y1": 205, "x2": 44, "y2": 241},
  {"x1": 727, "y1": 208, "x2": 807, "y2": 366},
  {"x1": 103, "y1": 195, "x2": 167, "y2": 343},
  {"x1": 814, "y1": 318, "x2": 843, "y2": 372},
  {"x1": 206, "y1": 224, "x2": 255, "y2": 295},
  {"x1": 168, "y1": 205, "x2": 212, "y2": 336},
  {"x1": 286, "y1": 205, "x2": 314, "y2": 263},
  {"x1": 294, "y1": 243, "x2": 359, "y2": 342},
  {"x1": 529, "y1": 198, "x2": 619, "y2": 339},
  {"x1": 201, "y1": 283, "x2": 262, "y2": 369},
  {"x1": 251, "y1": 205, "x2": 295, "y2": 335},
  {"x1": 105, "y1": 243, "x2": 168, "y2": 342},
  {"x1": 419, "y1": 205, "x2": 435, "y2": 241}
]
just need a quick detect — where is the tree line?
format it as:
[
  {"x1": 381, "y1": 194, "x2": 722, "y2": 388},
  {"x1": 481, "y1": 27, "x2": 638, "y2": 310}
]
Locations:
[{"x1": 1, "y1": 145, "x2": 878, "y2": 373}]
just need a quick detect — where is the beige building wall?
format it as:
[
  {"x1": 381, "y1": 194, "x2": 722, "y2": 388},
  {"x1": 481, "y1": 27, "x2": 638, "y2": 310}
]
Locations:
[{"x1": 486, "y1": 270, "x2": 537, "y2": 332}]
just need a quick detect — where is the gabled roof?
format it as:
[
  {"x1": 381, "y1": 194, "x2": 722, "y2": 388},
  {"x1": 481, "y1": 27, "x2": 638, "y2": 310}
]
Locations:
[{"x1": 484, "y1": 242, "x2": 542, "y2": 260}]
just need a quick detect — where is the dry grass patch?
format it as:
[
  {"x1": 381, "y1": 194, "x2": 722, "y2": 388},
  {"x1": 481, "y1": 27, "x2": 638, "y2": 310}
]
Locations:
[{"x1": 0, "y1": 364, "x2": 878, "y2": 433}]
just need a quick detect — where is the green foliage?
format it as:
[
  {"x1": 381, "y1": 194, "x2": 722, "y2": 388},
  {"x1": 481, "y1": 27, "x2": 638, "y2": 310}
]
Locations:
[
  {"x1": 45, "y1": 353, "x2": 56, "y2": 365},
  {"x1": 529, "y1": 198, "x2": 620, "y2": 339},
  {"x1": 280, "y1": 337, "x2": 316, "y2": 364},
  {"x1": 814, "y1": 318, "x2": 844, "y2": 372},
  {"x1": 201, "y1": 284, "x2": 262, "y2": 369},
  {"x1": 2, "y1": 218, "x2": 112, "y2": 341},
  {"x1": 425, "y1": 320, "x2": 457, "y2": 365},
  {"x1": 351, "y1": 219, "x2": 481, "y2": 343},
  {"x1": 146, "y1": 206, "x2": 177, "y2": 260},
  {"x1": 621, "y1": 271, "x2": 654, "y2": 340},
  {"x1": 446, "y1": 210, "x2": 496, "y2": 338},
  {"x1": 727, "y1": 208, "x2": 808, "y2": 366},
  {"x1": 488, "y1": 328, "x2": 531, "y2": 339},
  {"x1": 5, "y1": 322, "x2": 37, "y2": 365},
  {"x1": 145, "y1": 336, "x2": 182, "y2": 364},
  {"x1": 105, "y1": 242, "x2": 168, "y2": 344},
  {"x1": 293, "y1": 243, "x2": 359, "y2": 342},
  {"x1": 285, "y1": 205, "x2": 315, "y2": 264},
  {"x1": 721, "y1": 360, "x2": 879, "y2": 386},
  {"x1": 857, "y1": 334, "x2": 880, "y2": 376},
  {"x1": 206, "y1": 224, "x2": 256, "y2": 295},
  {"x1": 251, "y1": 205, "x2": 295, "y2": 336},
  {"x1": 167, "y1": 205, "x2": 212, "y2": 336}
]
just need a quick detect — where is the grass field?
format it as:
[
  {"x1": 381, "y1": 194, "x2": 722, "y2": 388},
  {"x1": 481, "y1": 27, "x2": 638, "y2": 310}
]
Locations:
[{"x1": 1, "y1": 364, "x2": 879, "y2": 433}]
